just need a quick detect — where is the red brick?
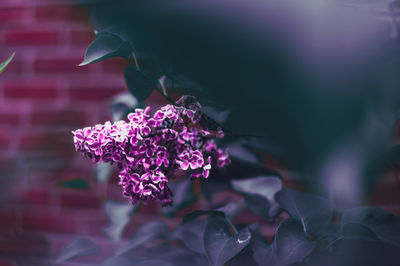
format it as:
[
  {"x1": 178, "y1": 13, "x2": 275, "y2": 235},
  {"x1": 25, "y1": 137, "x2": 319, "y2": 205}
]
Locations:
[
  {"x1": 34, "y1": 58, "x2": 88, "y2": 73},
  {"x1": 69, "y1": 85, "x2": 126, "y2": 102},
  {"x1": 101, "y1": 58, "x2": 130, "y2": 75},
  {"x1": 0, "y1": 131, "x2": 11, "y2": 151},
  {"x1": 0, "y1": 112, "x2": 20, "y2": 127},
  {"x1": 3, "y1": 81, "x2": 58, "y2": 100},
  {"x1": 26, "y1": 167, "x2": 93, "y2": 186},
  {"x1": 4, "y1": 29, "x2": 59, "y2": 46},
  {"x1": 21, "y1": 209, "x2": 76, "y2": 233},
  {"x1": 69, "y1": 29, "x2": 95, "y2": 45},
  {"x1": 31, "y1": 110, "x2": 89, "y2": 127},
  {"x1": 60, "y1": 192, "x2": 102, "y2": 209},
  {"x1": 0, "y1": 7, "x2": 29, "y2": 22},
  {"x1": 0, "y1": 258, "x2": 16, "y2": 266},
  {"x1": 0, "y1": 208, "x2": 19, "y2": 230},
  {"x1": 0, "y1": 158, "x2": 16, "y2": 178},
  {"x1": 19, "y1": 189, "x2": 49, "y2": 205},
  {"x1": 368, "y1": 182, "x2": 400, "y2": 205},
  {"x1": 35, "y1": 4, "x2": 88, "y2": 22},
  {"x1": 19, "y1": 131, "x2": 74, "y2": 154},
  {"x1": 0, "y1": 231, "x2": 49, "y2": 258},
  {"x1": 0, "y1": 58, "x2": 22, "y2": 74}
]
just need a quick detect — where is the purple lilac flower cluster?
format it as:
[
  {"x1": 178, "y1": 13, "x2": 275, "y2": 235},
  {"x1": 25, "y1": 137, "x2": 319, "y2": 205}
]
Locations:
[{"x1": 72, "y1": 96, "x2": 230, "y2": 206}]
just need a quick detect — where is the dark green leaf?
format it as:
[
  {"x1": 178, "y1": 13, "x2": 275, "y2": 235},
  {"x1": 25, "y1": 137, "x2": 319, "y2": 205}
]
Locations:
[
  {"x1": 161, "y1": 178, "x2": 197, "y2": 218},
  {"x1": 201, "y1": 106, "x2": 231, "y2": 125},
  {"x1": 203, "y1": 217, "x2": 251, "y2": 266},
  {"x1": 341, "y1": 206, "x2": 400, "y2": 248},
  {"x1": 216, "y1": 202, "x2": 242, "y2": 219},
  {"x1": 341, "y1": 222, "x2": 378, "y2": 240},
  {"x1": 117, "y1": 220, "x2": 167, "y2": 255},
  {"x1": 94, "y1": 162, "x2": 112, "y2": 183},
  {"x1": 173, "y1": 202, "x2": 242, "y2": 255},
  {"x1": 232, "y1": 176, "x2": 282, "y2": 203},
  {"x1": 55, "y1": 238, "x2": 100, "y2": 264},
  {"x1": 201, "y1": 157, "x2": 280, "y2": 200},
  {"x1": 0, "y1": 52, "x2": 15, "y2": 74},
  {"x1": 273, "y1": 218, "x2": 315, "y2": 266},
  {"x1": 275, "y1": 188, "x2": 333, "y2": 235},
  {"x1": 230, "y1": 245, "x2": 259, "y2": 266},
  {"x1": 110, "y1": 92, "x2": 138, "y2": 122},
  {"x1": 79, "y1": 32, "x2": 131, "y2": 66},
  {"x1": 303, "y1": 238, "x2": 400, "y2": 266},
  {"x1": 244, "y1": 194, "x2": 272, "y2": 220},
  {"x1": 228, "y1": 141, "x2": 260, "y2": 164},
  {"x1": 58, "y1": 178, "x2": 89, "y2": 190},
  {"x1": 124, "y1": 65, "x2": 157, "y2": 101},
  {"x1": 249, "y1": 228, "x2": 275, "y2": 266},
  {"x1": 103, "y1": 201, "x2": 137, "y2": 242},
  {"x1": 231, "y1": 176, "x2": 282, "y2": 220},
  {"x1": 171, "y1": 219, "x2": 207, "y2": 254}
]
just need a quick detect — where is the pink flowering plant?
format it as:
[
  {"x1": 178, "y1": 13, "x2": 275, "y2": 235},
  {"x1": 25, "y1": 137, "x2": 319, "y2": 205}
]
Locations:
[{"x1": 73, "y1": 96, "x2": 230, "y2": 206}]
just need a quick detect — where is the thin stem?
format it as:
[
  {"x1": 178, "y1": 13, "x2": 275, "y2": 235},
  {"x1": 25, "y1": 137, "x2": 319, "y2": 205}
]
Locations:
[
  {"x1": 227, "y1": 217, "x2": 238, "y2": 235},
  {"x1": 131, "y1": 51, "x2": 141, "y2": 71},
  {"x1": 159, "y1": 76, "x2": 169, "y2": 97}
]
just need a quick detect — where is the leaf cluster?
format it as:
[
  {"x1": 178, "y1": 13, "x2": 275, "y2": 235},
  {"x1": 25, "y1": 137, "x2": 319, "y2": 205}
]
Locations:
[{"x1": 56, "y1": 176, "x2": 400, "y2": 266}]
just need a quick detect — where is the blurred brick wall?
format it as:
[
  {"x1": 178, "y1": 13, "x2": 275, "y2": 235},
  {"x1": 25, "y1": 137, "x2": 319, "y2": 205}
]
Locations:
[
  {"x1": 0, "y1": 1, "x2": 399, "y2": 266},
  {"x1": 0, "y1": 1, "x2": 134, "y2": 265}
]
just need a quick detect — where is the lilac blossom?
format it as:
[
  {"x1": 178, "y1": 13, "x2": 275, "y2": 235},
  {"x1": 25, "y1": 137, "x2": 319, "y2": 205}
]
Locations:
[{"x1": 72, "y1": 96, "x2": 230, "y2": 206}]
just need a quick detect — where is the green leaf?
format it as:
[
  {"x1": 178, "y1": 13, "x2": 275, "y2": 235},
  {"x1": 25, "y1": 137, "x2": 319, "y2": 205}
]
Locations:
[
  {"x1": 0, "y1": 52, "x2": 15, "y2": 74},
  {"x1": 103, "y1": 201, "x2": 137, "y2": 242},
  {"x1": 110, "y1": 92, "x2": 138, "y2": 122},
  {"x1": 203, "y1": 216, "x2": 251, "y2": 266},
  {"x1": 232, "y1": 176, "x2": 282, "y2": 202},
  {"x1": 228, "y1": 141, "x2": 261, "y2": 165},
  {"x1": 341, "y1": 206, "x2": 400, "y2": 248},
  {"x1": 275, "y1": 187, "x2": 333, "y2": 236},
  {"x1": 201, "y1": 106, "x2": 231, "y2": 125},
  {"x1": 341, "y1": 222, "x2": 378, "y2": 240},
  {"x1": 231, "y1": 176, "x2": 282, "y2": 219},
  {"x1": 117, "y1": 220, "x2": 167, "y2": 256},
  {"x1": 172, "y1": 202, "x2": 241, "y2": 255},
  {"x1": 79, "y1": 32, "x2": 131, "y2": 66},
  {"x1": 249, "y1": 227, "x2": 274, "y2": 266},
  {"x1": 58, "y1": 178, "x2": 89, "y2": 190},
  {"x1": 171, "y1": 219, "x2": 207, "y2": 254},
  {"x1": 161, "y1": 179, "x2": 197, "y2": 218},
  {"x1": 94, "y1": 162, "x2": 112, "y2": 183},
  {"x1": 55, "y1": 238, "x2": 100, "y2": 264},
  {"x1": 124, "y1": 65, "x2": 157, "y2": 101},
  {"x1": 216, "y1": 202, "x2": 242, "y2": 220},
  {"x1": 272, "y1": 218, "x2": 315, "y2": 266}
]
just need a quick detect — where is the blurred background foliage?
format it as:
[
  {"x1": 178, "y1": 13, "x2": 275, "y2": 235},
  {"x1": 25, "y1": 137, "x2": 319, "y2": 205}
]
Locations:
[{"x1": 82, "y1": 0, "x2": 400, "y2": 208}]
